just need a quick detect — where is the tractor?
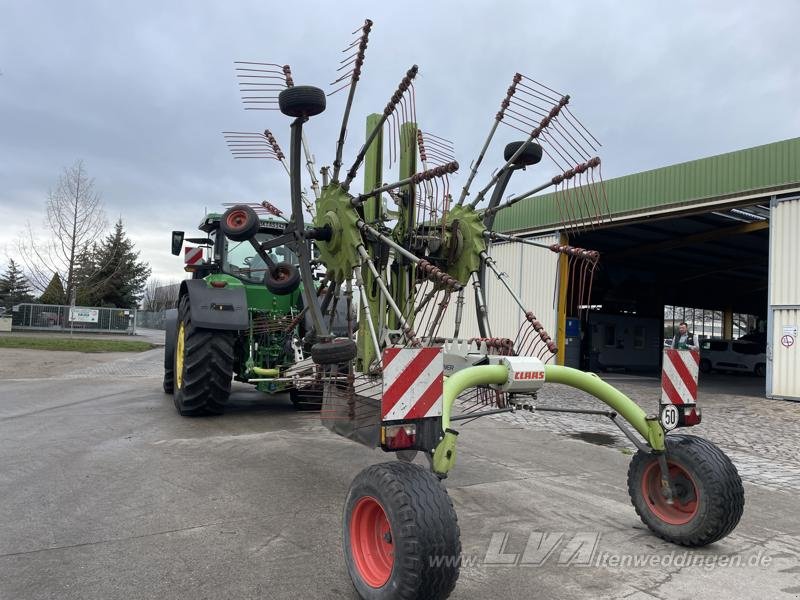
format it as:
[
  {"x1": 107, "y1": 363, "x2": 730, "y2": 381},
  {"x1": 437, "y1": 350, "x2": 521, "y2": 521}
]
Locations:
[{"x1": 162, "y1": 209, "x2": 328, "y2": 415}]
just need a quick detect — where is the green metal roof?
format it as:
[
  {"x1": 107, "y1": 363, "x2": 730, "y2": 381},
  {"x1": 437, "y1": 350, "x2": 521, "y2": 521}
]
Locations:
[{"x1": 494, "y1": 137, "x2": 800, "y2": 234}]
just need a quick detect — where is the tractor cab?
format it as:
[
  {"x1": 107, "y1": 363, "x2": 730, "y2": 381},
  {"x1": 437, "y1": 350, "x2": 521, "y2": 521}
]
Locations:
[{"x1": 174, "y1": 212, "x2": 297, "y2": 283}]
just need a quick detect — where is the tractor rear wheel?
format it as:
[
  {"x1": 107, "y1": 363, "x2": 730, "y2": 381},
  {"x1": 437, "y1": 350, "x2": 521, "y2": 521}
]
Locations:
[
  {"x1": 627, "y1": 435, "x2": 744, "y2": 547},
  {"x1": 343, "y1": 462, "x2": 461, "y2": 600},
  {"x1": 163, "y1": 363, "x2": 174, "y2": 394},
  {"x1": 173, "y1": 294, "x2": 236, "y2": 416}
]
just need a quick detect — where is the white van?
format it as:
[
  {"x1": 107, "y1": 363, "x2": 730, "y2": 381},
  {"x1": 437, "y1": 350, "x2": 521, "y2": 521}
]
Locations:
[{"x1": 699, "y1": 339, "x2": 767, "y2": 377}]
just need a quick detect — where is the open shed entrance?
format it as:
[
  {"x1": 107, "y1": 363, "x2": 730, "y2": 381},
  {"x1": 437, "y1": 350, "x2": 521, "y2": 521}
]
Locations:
[{"x1": 566, "y1": 202, "x2": 769, "y2": 380}]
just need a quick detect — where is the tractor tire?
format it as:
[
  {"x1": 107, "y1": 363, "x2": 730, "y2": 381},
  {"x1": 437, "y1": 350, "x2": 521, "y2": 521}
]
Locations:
[
  {"x1": 504, "y1": 141, "x2": 543, "y2": 166},
  {"x1": 279, "y1": 85, "x2": 327, "y2": 118},
  {"x1": 290, "y1": 382, "x2": 324, "y2": 411},
  {"x1": 311, "y1": 339, "x2": 357, "y2": 365},
  {"x1": 343, "y1": 462, "x2": 461, "y2": 600},
  {"x1": 163, "y1": 308, "x2": 178, "y2": 394},
  {"x1": 220, "y1": 205, "x2": 260, "y2": 242},
  {"x1": 699, "y1": 358, "x2": 712, "y2": 374},
  {"x1": 163, "y1": 363, "x2": 175, "y2": 394},
  {"x1": 264, "y1": 262, "x2": 301, "y2": 295},
  {"x1": 627, "y1": 435, "x2": 744, "y2": 547},
  {"x1": 172, "y1": 294, "x2": 236, "y2": 416}
]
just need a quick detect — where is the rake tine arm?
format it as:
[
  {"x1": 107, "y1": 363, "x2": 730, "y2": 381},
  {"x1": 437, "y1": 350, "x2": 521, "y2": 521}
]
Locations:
[
  {"x1": 468, "y1": 94, "x2": 571, "y2": 209},
  {"x1": 456, "y1": 73, "x2": 522, "y2": 206},
  {"x1": 484, "y1": 157, "x2": 601, "y2": 217},
  {"x1": 341, "y1": 65, "x2": 418, "y2": 190},
  {"x1": 332, "y1": 19, "x2": 373, "y2": 182},
  {"x1": 353, "y1": 161, "x2": 458, "y2": 204}
]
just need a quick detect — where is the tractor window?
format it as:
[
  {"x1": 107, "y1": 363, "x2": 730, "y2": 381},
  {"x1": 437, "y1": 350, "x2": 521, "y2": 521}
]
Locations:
[{"x1": 222, "y1": 232, "x2": 298, "y2": 283}]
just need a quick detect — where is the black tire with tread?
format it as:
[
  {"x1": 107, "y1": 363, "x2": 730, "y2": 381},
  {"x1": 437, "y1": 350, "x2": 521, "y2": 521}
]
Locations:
[
  {"x1": 264, "y1": 261, "x2": 301, "y2": 295},
  {"x1": 220, "y1": 205, "x2": 261, "y2": 242},
  {"x1": 311, "y1": 339, "x2": 357, "y2": 365},
  {"x1": 627, "y1": 435, "x2": 744, "y2": 547},
  {"x1": 343, "y1": 462, "x2": 461, "y2": 600},
  {"x1": 173, "y1": 294, "x2": 236, "y2": 416},
  {"x1": 279, "y1": 86, "x2": 326, "y2": 118},
  {"x1": 504, "y1": 141, "x2": 543, "y2": 165},
  {"x1": 163, "y1": 364, "x2": 174, "y2": 394}
]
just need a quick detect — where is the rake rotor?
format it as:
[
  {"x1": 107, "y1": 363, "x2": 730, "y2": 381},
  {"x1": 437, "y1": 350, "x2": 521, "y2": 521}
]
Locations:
[{"x1": 222, "y1": 17, "x2": 607, "y2": 412}]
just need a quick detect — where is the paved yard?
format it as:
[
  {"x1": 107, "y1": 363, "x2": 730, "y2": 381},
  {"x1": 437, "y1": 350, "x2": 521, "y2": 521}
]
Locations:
[{"x1": 1, "y1": 350, "x2": 798, "y2": 599}]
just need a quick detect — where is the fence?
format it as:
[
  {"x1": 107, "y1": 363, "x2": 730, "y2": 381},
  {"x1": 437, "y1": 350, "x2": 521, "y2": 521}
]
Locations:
[
  {"x1": 11, "y1": 303, "x2": 137, "y2": 334},
  {"x1": 136, "y1": 310, "x2": 168, "y2": 330}
]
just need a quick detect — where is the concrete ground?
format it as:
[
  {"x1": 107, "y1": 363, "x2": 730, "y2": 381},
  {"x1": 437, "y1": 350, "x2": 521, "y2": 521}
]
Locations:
[{"x1": 1, "y1": 350, "x2": 799, "y2": 600}]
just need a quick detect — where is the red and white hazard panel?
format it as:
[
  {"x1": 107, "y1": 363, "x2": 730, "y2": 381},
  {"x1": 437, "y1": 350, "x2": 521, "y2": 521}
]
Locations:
[
  {"x1": 184, "y1": 246, "x2": 203, "y2": 265},
  {"x1": 381, "y1": 347, "x2": 443, "y2": 421},
  {"x1": 661, "y1": 349, "x2": 701, "y2": 428}
]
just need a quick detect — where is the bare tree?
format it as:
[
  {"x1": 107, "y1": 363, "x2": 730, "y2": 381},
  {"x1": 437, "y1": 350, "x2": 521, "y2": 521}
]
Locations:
[
  {"x1": 18, "y1": 160, "x2": 107, "y2": 302},
  {"x1": 141, "y1": 278, "x2": 181, "y2": 311}
]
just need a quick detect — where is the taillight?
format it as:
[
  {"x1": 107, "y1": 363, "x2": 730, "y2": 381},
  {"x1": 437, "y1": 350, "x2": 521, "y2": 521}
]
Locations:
[
  {"x1": 682, "y1": 407, "x2": 702, "y2": 426},
  {"x1": 381, "y1": 424, "x2": 417, "y2": 450},
  {"x1": 210, "y1": 281, "x2": 227, "y2": 288}
]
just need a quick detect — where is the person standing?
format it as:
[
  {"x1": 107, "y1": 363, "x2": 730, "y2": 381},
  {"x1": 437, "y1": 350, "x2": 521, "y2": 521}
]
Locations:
[{"x1": 671, "y1": 321, "x2": 699, "y2": 350}]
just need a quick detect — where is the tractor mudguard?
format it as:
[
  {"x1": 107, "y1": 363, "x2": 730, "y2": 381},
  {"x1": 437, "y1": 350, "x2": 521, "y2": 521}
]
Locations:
[
  {"x1": 180, "y1": 279, "x2": 249, "y2": 330},
  {"x1": 164, "y1": 308, "x2": 178, "y2": 368}
]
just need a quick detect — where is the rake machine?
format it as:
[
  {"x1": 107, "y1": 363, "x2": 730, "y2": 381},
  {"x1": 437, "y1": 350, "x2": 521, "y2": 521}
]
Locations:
[{"x1": 219, "y1": 19, "x2": 744, "y2": 599}]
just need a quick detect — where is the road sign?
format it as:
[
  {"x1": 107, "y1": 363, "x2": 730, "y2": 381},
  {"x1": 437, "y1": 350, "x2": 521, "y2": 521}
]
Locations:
[{"x1": 660, "y1": 404, "x2": 680, "y2": 431}]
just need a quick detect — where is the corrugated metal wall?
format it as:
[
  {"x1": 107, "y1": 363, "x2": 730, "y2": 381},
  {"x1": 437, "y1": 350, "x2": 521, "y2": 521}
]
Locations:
[
  {"x1": 768, "y1": 197, "x2": 800, "y2": 400},
  {"x1": 436, "y1": 233, "x2": 559, "y2": 341},
  {"x1": 495, "y1": 137, "x2": 800, "y2": 235}
]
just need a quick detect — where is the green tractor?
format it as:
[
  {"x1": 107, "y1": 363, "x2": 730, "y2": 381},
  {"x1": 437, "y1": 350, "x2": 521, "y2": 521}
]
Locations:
[{"x1": 163, "y1": 208, "x2": 325, "y2": 415}]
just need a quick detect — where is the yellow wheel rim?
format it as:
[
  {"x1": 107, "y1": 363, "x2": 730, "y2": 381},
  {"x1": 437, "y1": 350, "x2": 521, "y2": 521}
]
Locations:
[{"x1": 175, "y1": 322, "x2": 185, "y2": 389}]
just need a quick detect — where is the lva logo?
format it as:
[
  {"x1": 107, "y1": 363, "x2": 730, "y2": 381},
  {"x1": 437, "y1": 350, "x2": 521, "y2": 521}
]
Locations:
[{"x1": 514, "y1": 371, "x2": 544, "y2": 380}]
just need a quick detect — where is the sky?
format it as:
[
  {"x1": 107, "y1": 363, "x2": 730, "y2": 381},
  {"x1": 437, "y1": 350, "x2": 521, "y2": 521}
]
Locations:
[{"x1": 1, "y1": 0, "x2": 799, "y2": 287}]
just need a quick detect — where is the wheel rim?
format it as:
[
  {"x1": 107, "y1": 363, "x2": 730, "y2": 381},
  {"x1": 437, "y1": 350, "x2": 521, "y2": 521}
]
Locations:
[
  {"x1": 226, "y1": 209, "x2": 248, "y2": 230},
  {"x1": 175, "y1": 322, "x2": 185, "y2": 389},
  {"x1": 642, "y1": 460, "x2": 699, "y2": 525},
  {"x1": 349, "y1": 496, "x2": 394, "y2": 588}
]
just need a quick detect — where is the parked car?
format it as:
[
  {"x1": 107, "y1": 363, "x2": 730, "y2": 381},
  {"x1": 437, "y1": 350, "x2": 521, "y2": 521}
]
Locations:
[{"x1": 699, "y1": 338, "x2": 766, "y2": 376}]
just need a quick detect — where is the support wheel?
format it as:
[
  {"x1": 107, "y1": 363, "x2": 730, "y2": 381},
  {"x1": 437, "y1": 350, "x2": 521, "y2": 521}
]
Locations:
[
  {"x1": 173, "y1": 294, "x2": 236, "y2": 416},
  {"x1": 504, "y1": 141, "x2": 543, "y2": 165},
  {"x1": 221, "y1": 205, "x2": 260, "y2": 241},
  {"x1": 311, "y1": 339, "x2": 357, "y2": 365},
  {"x1": 264, "y1": 262, "x2": 301, "y2": 295},
  {"x1": 344, "y1": 462, "x2": 461, "y2": 600},
  {"x1": 627, "y1": 435, "x2": 744, "y2": 547},
  {"x1": 279, "y1": 85, "x2": 326, "y2": 118}
]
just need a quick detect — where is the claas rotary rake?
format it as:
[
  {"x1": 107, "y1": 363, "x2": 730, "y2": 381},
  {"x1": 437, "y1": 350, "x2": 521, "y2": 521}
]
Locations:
[{"x1": 205, "y1": 18, "x2": 745, "y2": 599}]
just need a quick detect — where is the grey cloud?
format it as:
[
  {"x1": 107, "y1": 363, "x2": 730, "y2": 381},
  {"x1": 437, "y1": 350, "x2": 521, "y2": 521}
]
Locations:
[{"x1": 1, "y1": 0, "x2": 798, "y2": 281}]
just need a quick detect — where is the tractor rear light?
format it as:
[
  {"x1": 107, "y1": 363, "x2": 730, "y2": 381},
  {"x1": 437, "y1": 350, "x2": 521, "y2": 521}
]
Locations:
[
  {"x1": 381, "y1": 424, "x2": 417, "y2": 450},
  {"x1": 210, "y1": 281, "x2": 227, "y2": 288}
]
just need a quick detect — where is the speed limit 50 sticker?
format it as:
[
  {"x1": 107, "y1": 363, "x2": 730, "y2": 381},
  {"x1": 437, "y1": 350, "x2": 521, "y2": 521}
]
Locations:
[{"x1": 660, "y1": 404, "x2": 680, "y2": 431}]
